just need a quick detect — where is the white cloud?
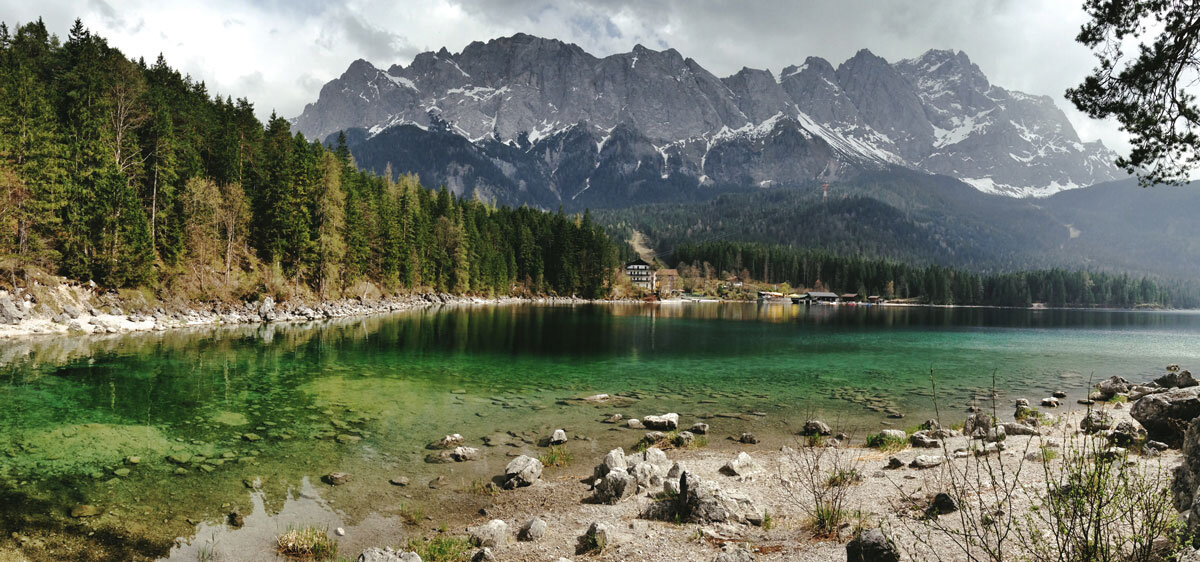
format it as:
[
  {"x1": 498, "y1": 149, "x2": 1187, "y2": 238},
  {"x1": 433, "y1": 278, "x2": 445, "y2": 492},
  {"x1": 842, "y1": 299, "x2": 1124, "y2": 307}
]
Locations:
[{"x1": 5, "y1": 0, "x2": 1129, "y2": 154}]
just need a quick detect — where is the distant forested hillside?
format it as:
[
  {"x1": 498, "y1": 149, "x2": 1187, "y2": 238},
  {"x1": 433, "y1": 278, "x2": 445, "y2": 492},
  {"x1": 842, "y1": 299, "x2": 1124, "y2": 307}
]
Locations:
[
  {"x1": 671, "y1": 242, "x2": 1200, "y2": 308},
  {"x1": 0, "y1": 19, "x2": 616, "y2": 299},
  {"x1": 596, "y1": 170, "x2": 1200, "y2": 280}
]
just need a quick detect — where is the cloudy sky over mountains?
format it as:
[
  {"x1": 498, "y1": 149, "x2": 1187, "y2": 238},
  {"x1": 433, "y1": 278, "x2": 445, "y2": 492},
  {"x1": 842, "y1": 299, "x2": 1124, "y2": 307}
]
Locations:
[{"x1": 8, "y1": 0, "x2": 1128, "y2": 154}]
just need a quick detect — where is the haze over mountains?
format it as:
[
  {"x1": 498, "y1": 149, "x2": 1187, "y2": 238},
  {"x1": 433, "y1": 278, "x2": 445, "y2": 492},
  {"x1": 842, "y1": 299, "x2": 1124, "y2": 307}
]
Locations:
[{"x1": 293, "y1": 33, "x2": 1121, "y2": 208}]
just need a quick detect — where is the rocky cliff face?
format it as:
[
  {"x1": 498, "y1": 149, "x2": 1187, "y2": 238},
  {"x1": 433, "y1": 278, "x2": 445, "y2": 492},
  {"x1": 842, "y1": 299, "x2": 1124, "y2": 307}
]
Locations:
[{"x1": 293, "y1": 34, "x2": 1121, "y2": 206}]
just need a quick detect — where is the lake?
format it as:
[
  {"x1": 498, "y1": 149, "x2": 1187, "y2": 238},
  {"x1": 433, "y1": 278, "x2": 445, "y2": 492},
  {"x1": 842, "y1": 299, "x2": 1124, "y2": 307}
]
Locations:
[{"x1": 2, "y1": 302, "x2": 1199, "y2": 560}]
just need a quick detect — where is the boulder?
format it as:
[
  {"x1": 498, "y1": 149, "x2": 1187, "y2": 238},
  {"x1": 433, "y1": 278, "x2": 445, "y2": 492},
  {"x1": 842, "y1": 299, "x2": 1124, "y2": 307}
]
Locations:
[
  {"x1": 719, "y1": 452, "x2": 761, "y2": 477},
  {"x1": 674, "y1": 471, "x2": 758, "y2": 524},
  {"x1": 518, "y1": 517, "x2": 547, "y2": 542},
  {"x1": 802, "y1": 419, "x2": 833, "y2": 436},
  {"x1": 324, "y1": 472, "x2": 352, "y2": 486},
  {"x1": 0, "y1": 297, "x2": 25, "y2": 325},
  {"x1": 467, "y1": 519, "x2": 508, "y2": 548},
  {"x1": 1052, "y1": 390, "x2": 1067, "y2": 399},
  {"x1": 1001, "y1": 422, "x2": 1039, "y2": 436},
  {"x1": 1014, "y1": 398, "x2": 1030, "y2": 408},
  {"x1": 358, "y1": 547, "x2": 422, "y2": 562},
  {"x1": 593, "y1": 448, "x2": 627, "y2": 479},
  {"x1": 593, "y1": 468, "x2": 636, "y2": 504},
  {"x1": 549, "y1": 429, "x2": 567, "y2": 445},
  {"x1": 885, "y1": 457, "x2": 904, "y2": 469},
  {"x1": 503, "y1": 455, "x2": 542, "y2": 489},
  {"x1": 631, "y1": 461, "x2": 665, "y2": 490},
  {"x1": 714, "y1": 543, "x2": 756, "y2": 562},
  {"x1": 910, "y1": 455, "x2": 945, "y2": 469},
  {"x1": 643, "y1": 413, "x2": 679, "y2": 430},
  {"x1": 927, "y1": 492, "x2": 959, "y2": 516},
  {"x1": 1131, "y1": 386, "x2": 1200, "y2": 444},
  {"x1": 738, "y1": 432, "x2": 759, "y2": 444},
  {"x1": 674, "y1": 431, "x2": 696, "y2": 447},
  {"x1": 964, "y1": 412, "x2": 993, "y2": 435},
  {"x1": 846, "y1": 528, "x2": 900, "y2": 562},
  {"x1": 1156, "y1": 370, "x2": 1198, "y2": 389},
  {"x1": 908, "y1": 431, "x2": 941, "y2": 448},
  {"x1": 985, "y1": 425, "x2": 1006, "y2": 443},
  {"x1": 689, "y1": 422, "x2": 709, "y2": 434},
  {"x1": 1173, "y1": 417, "x2": 1200, "y2": 511},
  {"x1": 430, "y1": 434, "x2": 465, "y2": 449},
  {"x1": 626, "y1": 418, "x2": 645, "y2": 429},
  {"x1": 578, "y1": 521, "x2": 615, "y2": 553},
  {"x1": 879, "y1": 429, "x2": 906, "y2": 441},
  {"x1": 1041, "y1": 397, "x2": 1060, "y2": 407},
  {"x1": 1096, "y1": 375, "x2": 1131, "y2": 399},
  {"x1": 1080, "y1": 410, "x2": 1114, "y2": 434}
]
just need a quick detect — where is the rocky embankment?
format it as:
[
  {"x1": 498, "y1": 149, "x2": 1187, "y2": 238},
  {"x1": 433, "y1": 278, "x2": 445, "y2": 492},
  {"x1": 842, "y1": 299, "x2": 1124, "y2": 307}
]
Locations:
[
  {"x1": 0, "y1": 281, "x2": 597, "y2": 339},
  {"x1": 342, "y1": 365, "x2": 1200, "y2": 561}
]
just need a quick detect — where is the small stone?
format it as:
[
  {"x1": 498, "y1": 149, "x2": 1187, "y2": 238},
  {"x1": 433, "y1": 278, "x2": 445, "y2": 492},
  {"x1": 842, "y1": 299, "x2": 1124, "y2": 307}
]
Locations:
[
  {"x1": 336, "y1": 527, "x2": 346, "y2": 536},
  {"x1": 430, "y1": 433, "x2": 465, "y2": 449},
  {"x1": 910, "y1": 455, "x2": 945, "y2": 469},
  {"x1": 927, "y1": 492, "x2": 959, "y2": 516},
  {"x1": 241, "y1": 433, "x2": 261, "y2": 442},
  {"x1": 885, "y1": 457, "x2": 903, "y2": 470},
  {"x1": 802, "y1": 419, "x2": 832, "y2": 436},
  {"x1": 719, "y1": 452, "x2": 761, "y2": 477},
  {"x1": 847, "y1": 528, "x2": 900, "y2": 562},
  {"x1": 549, "y1": 429, "x2": 567, "y2": 445},
  {"x1": 689, "y1": 422, "x2": 709, "y2": 434},
  {"x1": 113, "y1": 468, "x2": 131, "y2": 477},
  {"x1": 467, "y1": 519, "x2": 508, "y2": 548},
  {"x1": 70, "y1": 505, "x2": 101, "y2": 518},
  {"x1": 626, "y1": 418, "x2": 645, "y2": 429},
  {"x1": 471, "y1": 548, "x2": 496, "y2": 562},
  {"x1": 738, "y1": 432, "x2": 758, "y2": 444},
  {"x1": 389, "y1": 476, "x2": 410, "y2": 486},
  {"x1": 324, "y1": 472, "x2": 352, "y2": 486},
  {"x1": 125, "y1": 456, "x2": 141, "y2": 465},
  {"x1": 228, "y1": 511, "x2": 244, "y2": 528},
  {"x1": 518, "y1": 517, "x2": 547, "y2": 542}
]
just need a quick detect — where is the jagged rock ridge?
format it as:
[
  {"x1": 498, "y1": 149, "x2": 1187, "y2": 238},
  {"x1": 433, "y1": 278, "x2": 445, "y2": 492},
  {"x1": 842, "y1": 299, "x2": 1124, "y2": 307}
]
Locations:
[{"x1": 293, "y1": 34, "x2": 1120, "y2": 204}]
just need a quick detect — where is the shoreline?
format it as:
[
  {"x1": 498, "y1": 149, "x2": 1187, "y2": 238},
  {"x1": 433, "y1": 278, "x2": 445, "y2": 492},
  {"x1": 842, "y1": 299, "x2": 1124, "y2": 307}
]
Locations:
[{"x1": 0, "y1": 282, "x2": 635, "y2": 340}]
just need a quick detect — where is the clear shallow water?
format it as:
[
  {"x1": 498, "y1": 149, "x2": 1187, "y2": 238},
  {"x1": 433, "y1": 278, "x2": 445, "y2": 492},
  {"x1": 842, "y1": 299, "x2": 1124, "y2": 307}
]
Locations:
[{"x1": 2, "y1": 302, "x2": 1200, "y2": 560}]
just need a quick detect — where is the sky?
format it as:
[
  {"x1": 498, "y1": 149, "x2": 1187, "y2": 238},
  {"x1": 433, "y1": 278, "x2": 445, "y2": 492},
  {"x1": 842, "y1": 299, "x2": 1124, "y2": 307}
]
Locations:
[{"x1": 3, "y1": 0, "x2": 1129, "y2": 154}]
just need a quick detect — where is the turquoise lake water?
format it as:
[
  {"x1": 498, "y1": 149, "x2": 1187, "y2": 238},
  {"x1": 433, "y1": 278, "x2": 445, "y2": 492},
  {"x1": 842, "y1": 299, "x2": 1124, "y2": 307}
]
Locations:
[{"x1": 2, "y1": 302, "x2": 1199, "y2": 560}]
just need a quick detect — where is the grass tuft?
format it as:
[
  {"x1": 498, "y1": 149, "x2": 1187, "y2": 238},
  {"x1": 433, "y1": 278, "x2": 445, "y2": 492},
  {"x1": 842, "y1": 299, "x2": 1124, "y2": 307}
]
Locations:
[
  {"x1": 865, "y1": 433, "x2": 908, "y2": 453},
  {"x1": 539, "y1": 445, "x2": 573, "y2": 468},
  {"x1": 276, "y1": 526, "x2": 337, "y2": 560},
  {"x1": 404, "y1": 536, "x2": 472, "y2": 562},
  {"x1": 398, "y1": 504, "x2": 424, "y2": 525}
]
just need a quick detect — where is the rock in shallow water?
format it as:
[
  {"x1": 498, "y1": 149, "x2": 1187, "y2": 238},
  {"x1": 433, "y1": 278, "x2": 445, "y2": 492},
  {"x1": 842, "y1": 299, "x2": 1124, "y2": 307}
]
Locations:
[{"x1": 503, "y1": 455, "x2": 542, "y2": 489}]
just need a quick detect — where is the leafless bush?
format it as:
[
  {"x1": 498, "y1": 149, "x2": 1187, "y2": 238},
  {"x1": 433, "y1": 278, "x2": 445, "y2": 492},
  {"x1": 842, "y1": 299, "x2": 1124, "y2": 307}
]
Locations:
[
  {"x1": 1020, "y1": 423, "x2": 1182, "y2": 562},
  {"x1": 781, "y1": 440, "x2": 864, "y2": 539}
]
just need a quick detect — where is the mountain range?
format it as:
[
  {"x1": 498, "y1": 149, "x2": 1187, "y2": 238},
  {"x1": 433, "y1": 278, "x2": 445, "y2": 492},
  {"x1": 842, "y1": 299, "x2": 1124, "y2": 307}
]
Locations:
[{"x1": 293, "y1": 33, "x2": 1122, "y2": 208}]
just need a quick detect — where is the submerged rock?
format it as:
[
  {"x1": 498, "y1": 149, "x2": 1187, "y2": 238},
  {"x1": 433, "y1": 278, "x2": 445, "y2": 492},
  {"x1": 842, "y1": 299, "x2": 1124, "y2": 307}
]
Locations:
[
  {"x1": 70, "y1": 505, "x2": 101, "y2": 518},
  {"x1": 643, "y1": 413, "x2": 679, "y2": 430}
]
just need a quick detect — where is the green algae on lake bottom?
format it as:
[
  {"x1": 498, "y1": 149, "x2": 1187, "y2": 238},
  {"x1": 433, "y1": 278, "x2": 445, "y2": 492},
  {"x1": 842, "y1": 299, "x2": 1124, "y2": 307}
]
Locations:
[{"x1": 2, "y1": 302, "x2": 1200, "y2": 560}]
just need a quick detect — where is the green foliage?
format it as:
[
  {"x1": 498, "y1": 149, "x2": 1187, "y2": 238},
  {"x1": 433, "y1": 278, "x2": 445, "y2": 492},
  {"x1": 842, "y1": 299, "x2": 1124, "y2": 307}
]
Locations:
[
  {"x1": 404, "y1": 536, "x2": 472, "y2": 562},
  {"x1": 666, "y1": 240, "x2": 1196, "y2": 308},
  {"x1": 0, "y1": 20, "x2": 618, "y2": 297},
  {"x1": 1069, "y1": 0, "x2": 1200, "y2": 186},
  {"x1": 538, "y1": 445, "x2": 573, "y2": 468},
  {"x1": 275, "y1": 526, "x2": 336, "y2": 560},
  {"x1": 865, "y1": 433, "x2": 908, "y2": 453}
]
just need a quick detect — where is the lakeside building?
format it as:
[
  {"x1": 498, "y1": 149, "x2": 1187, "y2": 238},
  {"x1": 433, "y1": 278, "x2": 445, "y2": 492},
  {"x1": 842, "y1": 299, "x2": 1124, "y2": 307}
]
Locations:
[
  {"x1": 805, "y1": 291, "x2": 840, "y2": 303},
  {"x1": 657, "y1": 269, "x2": 680, "y2": 294},
  {"x1": 625, "y1": 258, "x2": 655, "y2": 290}
]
